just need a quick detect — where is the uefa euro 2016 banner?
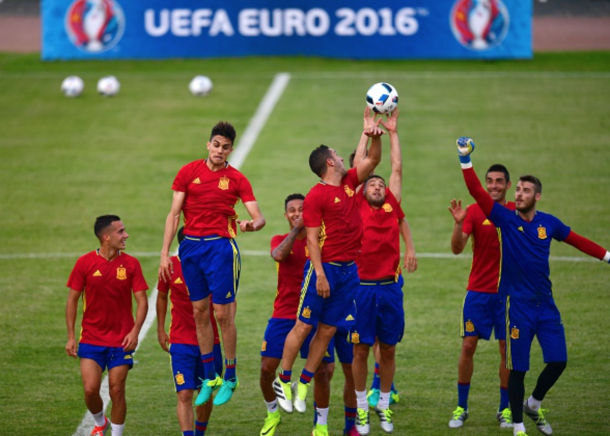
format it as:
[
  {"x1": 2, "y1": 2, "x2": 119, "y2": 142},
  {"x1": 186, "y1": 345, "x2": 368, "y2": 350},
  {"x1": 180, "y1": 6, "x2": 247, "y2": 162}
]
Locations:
[{"x1": 42, "y1": 0, "x2": 531, "y2": 61}]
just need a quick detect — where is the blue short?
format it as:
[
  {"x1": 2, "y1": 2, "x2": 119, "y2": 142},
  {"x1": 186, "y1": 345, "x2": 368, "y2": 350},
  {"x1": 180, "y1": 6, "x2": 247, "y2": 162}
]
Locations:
[
  {"x1": 77, "y1": 343, "x2": 134, "y2": 371},
  {"x1": 333, "y1": 325, "x2": 354, "y2": 364},
  {"x1": 297, "y1": 260, "x2": 359, "y2": 327},
  {"x1": 179, "y1": 235, "x2": 241, "y2": 304},
  {"x1": 461, "y1": 290, "x2": 506, "y2": 341},
  {"x1": 261, "y1": 318, "x2": 334, "y2": 363},
  {"x1": 353, "y1": 276, "x2": 405, "y2": 346},
  {"x1": 506, "y1": 297, "x2": 567, "y2": 372},
  {"x1": 168, "y1": 343, "x2": 205, "y2": 392}
]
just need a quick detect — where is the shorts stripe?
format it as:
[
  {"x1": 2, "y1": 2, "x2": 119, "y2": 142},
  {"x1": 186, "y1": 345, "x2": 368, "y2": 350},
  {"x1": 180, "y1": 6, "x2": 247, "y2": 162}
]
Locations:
[
  {"x1": 229, "y1": 239, "x2": 241, "y2": 297},
  {"x1": 505, "y1": 296, "x2": 512, "y2": 370},
  {"x1": 297, "y1": 262, "x2": 315, "y2": 316},
  {"x1": 459, "y1": 292, "x2": 467, "y2": 337},
  {"x1": 168, "y1": 348, "x2": 178, "y2": 393}
]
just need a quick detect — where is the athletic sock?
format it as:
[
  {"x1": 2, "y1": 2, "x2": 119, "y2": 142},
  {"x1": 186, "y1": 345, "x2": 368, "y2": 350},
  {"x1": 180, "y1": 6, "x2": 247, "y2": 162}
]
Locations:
[
  {"x1": 279, "y1": 369, "x2": 292, "y2": 384},
  {"x1": 265, "y1": 399, "x2": 278, "y2": 414},
  {"x1": 195, "y1": 420, "x2": 207, "y2": 436},
  {"x1": 356, "y1": 390, "x2": 368, "y2": 410},
  {"x1": 458, "y1": 382, "x2": 470, "y2": 409},
  {"x1": 344, "y1": 406, "x2": 357, "y2": 432},
  {"x1": 313, "y1": 401, "x2": 318, "y2": 426},
  {"x1": 91, "y1": 411, "x2": 106, "y2": 427},
  {"x1": 500, "y1": 386, "x2": 510, "y2": 411},
  {"x1": 201, "y1": 352, "x2": 216, "y2": 380},
  {"x1": 316, "y1": 407, "x2": 329, "y2": 426},
  {"x1": 224, "y1": 358, "x2": 236, "y2": 381},
  {"x1": 527, "y1": 395, "x2": 541, "y2": 412},
  {"x1": 299, "y1": 368, "x2": 314, "y2": 385},
  {"x1": 213, "y1": 343, "x2": 223, "y2": 377},
  {"x1": 182, "y1": 431, "x2": 194, "y2": 436},
  {"x1": 379, "y1": 391, "x2": 391, "y2": 410},
  {"x1": 371, "y1": 363, "x2": 381, "y2": 390},
  {"x1": 110, "y1": 422, "x2": 124, "y2": 436},
  {"x1": 513, "y1": 422, "x2": 526, "y2": 435}
]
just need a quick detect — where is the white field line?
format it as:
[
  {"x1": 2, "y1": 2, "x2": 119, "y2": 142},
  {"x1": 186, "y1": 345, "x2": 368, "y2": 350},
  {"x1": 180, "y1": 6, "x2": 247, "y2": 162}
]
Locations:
[
  {"x1": 71, "y1": 73, "x2": 290, "y2": 435},
  {"x1": 0, "y1": 250, "x2": 600, "y2": 263}
]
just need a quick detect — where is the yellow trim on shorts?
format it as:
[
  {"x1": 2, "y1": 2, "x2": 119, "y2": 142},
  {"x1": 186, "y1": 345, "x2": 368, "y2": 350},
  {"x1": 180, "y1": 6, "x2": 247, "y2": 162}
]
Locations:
[
  {"x1": 297, "y1": 262, "x2": 315, "y2": 317},
  {"x1": 505, "y1": 296, "x2": 512, "y2": 370}
]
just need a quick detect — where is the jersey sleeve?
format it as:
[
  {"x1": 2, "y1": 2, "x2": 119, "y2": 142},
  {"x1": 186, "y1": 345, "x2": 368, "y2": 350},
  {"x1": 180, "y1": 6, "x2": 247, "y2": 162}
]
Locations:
[
  {"x1": 66, "y1": 256, "x2": 87, "y2": 292},
  {"x1": 131, "y1": 259, "x2": 149, "y2": 293},
  {"x1": 238, "y1": 175, "x2": 256, "y2": 203},
  {"x1": 550, "y1": 216, "x2": 571, "y2": 242},
  {"x1": 462, "y1": 205, "x2": 474, "y2": 236},
  {"x1": 489, "y1": 202, "x2": 512, "y2": 227},
  {"x1": 157, "y1": 277, "x2": 169, "y2": 294},
  {"x1": 270, "y1": 234, "x2": 284, "y2": 254},
  {"x1": 171, "y1": 163, "x2": 190, "y2": 192},
  {"x1": 303, "y1": 190, "x2": 322, "y2": 228},
  {"x1": 346, "y1": 167, "x2": 360, "y2": 189},
  {"x1": 385, "y1": 190, "x2": 405, "y2": 221}
]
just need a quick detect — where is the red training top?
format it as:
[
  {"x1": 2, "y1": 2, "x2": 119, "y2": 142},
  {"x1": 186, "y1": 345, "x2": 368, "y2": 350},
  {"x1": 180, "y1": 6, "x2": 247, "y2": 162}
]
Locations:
[
  {"x1": 269, "y1": 235, "x2": 308, "y2": 319},
  {"x1": 172, "y1": 160, "x2": 256, "y2": 238},
  {"x1": 67, "y1": 250, "x2": 148, "y2": 348},
  {"x1": 303, "y1": 168, "x2": 363, "y2": 263}
]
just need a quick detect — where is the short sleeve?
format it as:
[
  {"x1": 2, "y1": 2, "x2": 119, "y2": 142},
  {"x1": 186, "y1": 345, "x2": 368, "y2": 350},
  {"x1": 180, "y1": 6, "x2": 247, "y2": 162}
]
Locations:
[
  {"x1": 551, "y1": 216, "x2": 571, "y2": 242},
  {"x1": 303, "y1": 190, "x2": 322, "y2": 228},
  {"x1": 131, "y1": 259, "x2": 149, "y2": 293},
  {"x1": 157, "y1": 277, "x2": 169, "y2": 294},
  {"x1": 171, "y1": 164, "x2": 189, "y2": 193},
  {"x1": 385, "y1": 190, "x2": 405, "y2": 221},
  {"x1": 270, "y1": 235, "x2": 284, "y2": 254},
  {"x1": 66, "y1": 256, "x2": 87, "y2": 292},
  {"x1": 238, "y1": 175, "x2": 256, "y2": 203},
  {"x1": 462, "y1": 205, "x2": 474, "y2": 236}
]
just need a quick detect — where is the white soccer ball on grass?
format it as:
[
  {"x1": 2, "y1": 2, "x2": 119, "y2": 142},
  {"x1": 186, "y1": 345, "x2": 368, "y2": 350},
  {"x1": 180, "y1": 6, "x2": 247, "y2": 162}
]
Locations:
[
  {"x1": 189, "y1": 75, "x2": 213, "y2": 96},
  {"x1": 97, "y1": 76, "x2": 120, "y2": 97},
  {"x1": 61, "y1": 76, "x2": 84, "y2": 98}
]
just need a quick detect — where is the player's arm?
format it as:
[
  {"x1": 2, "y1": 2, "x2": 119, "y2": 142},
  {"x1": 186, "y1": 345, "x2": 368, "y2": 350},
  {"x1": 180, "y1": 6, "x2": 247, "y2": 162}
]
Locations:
[
  {"x1": 307, "y1": 225, "x2": 330, "y2": 298},
  {"x1": 455, "y1": 137, "x2": 494, "y2": 216},
  {"x1": 563, "y1": 231, "x2": 610, "y2": 263},
  {"x1": 356, "y1": 107, "x2": 384, "y2": 183},
  {"x1": 239, "y1": 201, "x2": 266, "y2": 233},
  {"x1": 352, "y1": 106, "x2": 376, "y2": 169},
  {"x1": 399, "y1": 217, "x2": 418, "y2": 273},
  {"x1": 271, "y1": 218, "x2": 304, "y2": 263},
  {"x1": 65, "y1": 289, "x2": 80, "y2": 358},
  {"x1": 448, "y1": 199, "x2": 470, "y2": 254},
  {"x1": 160, "y1": 190, "x2": 185, "y2": 282},
  {"x1": 122, "y1": 290, "x2": 149, "y2": 352},
  {"x1": 380, "y1": 109, "x2": 402, "y2": 202},
  {"x1": 156, "y1": 288, "x2": 170, "y2": 353}
]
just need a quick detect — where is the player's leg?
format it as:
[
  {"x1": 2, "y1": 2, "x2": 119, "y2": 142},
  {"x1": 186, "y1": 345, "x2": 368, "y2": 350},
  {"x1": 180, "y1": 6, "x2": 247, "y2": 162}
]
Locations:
[
  {"x1": 176, "y1": 389, "x2": 195, "y2": 434},
  {"x1": 302, "y1": 323, "x2": 337, "y2": 404},
  {"x1": 107, "y1": 363, "x2": 129, "y2": 436},
  {"x1": 334, "y1": 327, "x2": 358, "y2": 436},
  {"x1": 353, "y1": 343, "x2": 371, "y2": 435},
  {"x1": 194, "y1": 400, "x2": 213, "y2": 436},
  {"x1": 368, "y1": 341, "x2": 382, "y2": 407},
  {"x1": 260, "y1": 354, "x2": 282, "y2": 435},
  {"x1": 191, "y1": 297, "x2": 221, "y2": 406},
  {"x1": 496, "y1": 339, "x2": 513, "y2": 428},
  {"x1": 79, "y1": 353, "x2": 109, "y2": 435}
]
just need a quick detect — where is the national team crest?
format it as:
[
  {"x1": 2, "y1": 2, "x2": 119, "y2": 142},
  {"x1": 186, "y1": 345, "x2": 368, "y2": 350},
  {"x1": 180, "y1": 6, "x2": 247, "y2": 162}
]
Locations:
[
  {"x1": 302, "y1": 307, "x2": 311, "y2": 319},
  {"x1": 537, "y1": 226, "x2": 548, "y2": 240},
  {"x1": 350, "y1": 332, "x2": 360, "y2": 344},
  {"x1": 344, "y1": 185, "x2": 354, "y2": 197},
  {"x1": 465, "y1": 320, "x2": 475, "y2": 333},
  {"x1": 382, "y1": 203, "x2": 393, "y2": 213},
  {"x1": 218, "y1": 176, "x2": 230, "y2": 190},
  {"x1": 175, "y1": 372, "x2": 185, "y2": 385},
  {"x1": 450, "y1": 0, "x2": 509, "y2": 51},
  {"x1": 65, "y1": 0, "x2": 125, "y2": 53},
  {"x1": 116, "y1": 266, "x2": 127, "y2": 280},
  {"x1": 511, "y1": 327, "x2": 519, "y2": 340}
]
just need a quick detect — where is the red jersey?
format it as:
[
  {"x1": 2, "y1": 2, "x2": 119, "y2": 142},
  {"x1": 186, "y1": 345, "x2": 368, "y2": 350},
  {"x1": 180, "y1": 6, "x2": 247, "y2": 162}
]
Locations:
[
  {"x1": 157, "y1": 256, "x2": 220, "y2": 346},
  {"x1": 462, "y1": 201, "x2": 516, "y2": 293},
  {"x1": 356, "y1": 189, "x2": 405, "y2": 280},
  {"x1": 270, "y1": 235, "x2": 308, "y2": 319},
  {"x1": 67, "y1": 250, "x2": 148, "y2": 348},
  {"x1": 302, "y1": 168, "x2": 363, "y2": 263},
  {"x1": 172, "y1": 160, "x2": 256, "y2": 238}
]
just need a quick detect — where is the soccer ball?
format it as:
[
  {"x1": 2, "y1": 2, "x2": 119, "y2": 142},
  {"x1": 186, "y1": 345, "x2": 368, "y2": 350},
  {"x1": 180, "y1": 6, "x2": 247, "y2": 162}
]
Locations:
[
  {"x1": 366, "y1": 82, "x2": 399, "y2": 114},
  {"x1": 189, "y1": 75, "x2": 213, "y2": 96},
  {"x1": 97, "y1": 76, "x2": 120, "y2": 97},
  {"x1": 61, "y1": 76, "x2": 84, "y2": 98}
]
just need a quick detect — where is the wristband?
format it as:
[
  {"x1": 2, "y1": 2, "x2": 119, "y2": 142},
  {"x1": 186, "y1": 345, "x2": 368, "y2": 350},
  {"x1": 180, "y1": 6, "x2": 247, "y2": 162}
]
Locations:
[
  {"x1": 459, "y1": 154, "x2": 472, "y2": 165},
  {"x1": 603, "y1": 251, "x2": 610, "y2": 263}
]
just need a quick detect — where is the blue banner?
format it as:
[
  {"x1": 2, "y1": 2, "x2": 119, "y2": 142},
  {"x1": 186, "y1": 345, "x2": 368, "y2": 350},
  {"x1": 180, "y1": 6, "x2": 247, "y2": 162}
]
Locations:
[{"x1": 42, "y1": 0, "x2": 531, "y2": 60}]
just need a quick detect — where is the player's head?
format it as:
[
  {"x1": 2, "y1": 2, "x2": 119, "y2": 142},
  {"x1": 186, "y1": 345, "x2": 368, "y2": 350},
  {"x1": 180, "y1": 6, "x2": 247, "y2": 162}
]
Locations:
[
  {"x1": 309, "y1": 145, "x2": 346, "y2": 178},
  {"x1": 485, "y1": 164, "x2": 511, "y2": 203},
  {"x1": 284, "y1": 193, "x2": 305, "y2": 229},
  {"x1": 363, "y1": 175, "x2": 386, "y2": 207},
  {"x1": 207, "y1": 121, "x2": 236, "y2": 165},
  {"x1": 94, "y1": 215, "x2": 128, "y2": 249},
  {"x1": 515, "y1": 174, "x2": 542, "y2": 213},
  {"x1": 177, "y1": 226, "x2": 185, "y2": 244}
]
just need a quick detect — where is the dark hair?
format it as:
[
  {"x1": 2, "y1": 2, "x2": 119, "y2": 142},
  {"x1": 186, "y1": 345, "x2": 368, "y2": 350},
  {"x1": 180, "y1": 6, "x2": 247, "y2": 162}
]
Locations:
[
  {"x1": 364, "y1": 174, "x2": 386, "y2": 188},
  {"x1": 486, "y1": 164, "x2": 510, "y2": 183},
  {"x1": 210, "y1": 121, "x2": 236, "y2": 145},
  {"x1": 309, "y1": 144, "x2": 332, "y2": 177},
  {"x1": 519, "y1": 174, "x2": 543, "y2": 194},
  {"x1": 177, "y1": 226, "x2": 185, "y2": 244},
  {"x1": 94, "y1": 215, "x2": 121, "y2": 238},
  {"x1": 284, "y1": 193, "x2": 305, "y2": 210}
]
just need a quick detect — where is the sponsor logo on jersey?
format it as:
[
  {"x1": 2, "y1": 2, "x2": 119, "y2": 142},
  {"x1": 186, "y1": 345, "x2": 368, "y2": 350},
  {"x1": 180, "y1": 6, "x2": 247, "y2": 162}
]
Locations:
[
  {"x1": 192, "y1": 177, "x2": 201, "y2": 184},
  {"x1": 482, "y1": 219, "x2": 492, "y2": 225},
  {"x1": 511, "y1": 326, "x2": 519, "y2": 339},
  {"x1": 465, "y1": 320, "x2": 475, "y2": 332},
  {"x1": 116, "y1": 266, "x2": 127, "y2": 280},
  {"x1": 174, "y1": 277, "x2": 183, "y2": 284},
  {"x1": 345, "y1": 314, "x2": 355, "y2": 321},
  {"x1": 382, "y1": 203, "x2": 393, "y2": 213},
  {"x1": 537, "y1": 226, "x2": 547, "y2": 240},
  {"x1": 334, "y1": 197, "x2": 341, "y2": 203},
  {"x1": 344, "y1": 185, "x2": 354, "y2": 197},
  {"x1": 302, "y1": 306, "x2": 311, "y2": 319},
  {"x1": 175, "y1": 372, "x2": 185, "y2": 385},
  {"x1": 517, "y1": 226, "x2": 524, "y2": 232},
  {"x1": 93, "y1": 270, "x2": 102, "y2": 277},
  {"x1": 218, "y1": 176, "x2": 230, "y2": 190}
]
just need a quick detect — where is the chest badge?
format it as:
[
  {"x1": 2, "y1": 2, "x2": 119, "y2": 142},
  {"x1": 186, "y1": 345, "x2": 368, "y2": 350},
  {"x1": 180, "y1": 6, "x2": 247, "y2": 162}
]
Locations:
[
  {"x1": 344, "y1": 185, "x2": 354, "y2": 197},
  {"x1": 537, "y1": 226, "x2": 547, "y2": 240},
  {"x1": 218, "y1": 176, "x2": 230, "y2": 190},
  {"x1": 382, "y1": 203, "x2": 393, "y2": 213},
  {"x1": 116, "y1": 266, "x2": 127, "y2": 280}
]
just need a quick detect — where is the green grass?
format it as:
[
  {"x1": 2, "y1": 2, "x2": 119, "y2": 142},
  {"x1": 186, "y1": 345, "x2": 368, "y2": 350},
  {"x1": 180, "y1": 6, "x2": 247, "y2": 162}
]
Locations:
[{"x1": 0, "y1": 52, "x2": 609, "y2": 436}]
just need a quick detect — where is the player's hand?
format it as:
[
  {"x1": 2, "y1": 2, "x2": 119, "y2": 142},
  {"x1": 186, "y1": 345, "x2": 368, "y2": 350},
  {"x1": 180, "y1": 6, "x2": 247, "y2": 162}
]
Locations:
[
  {"x1": 238, "y1": 219, "x2": 255, "y2": 232},
  {"x1": 364, "y1": 116, "x2": 385, "y2": 138},
  {"x1": 294, "y1": 216, "x2": 304, "y2": 230},
  {"x1": 159, "y1": 253, "x2": 173, "y2": 283},
  {"x1": 316, "y1": 274, "x2": 331, "y2": 298},
  {"x1": 448, "y1": 199, "x2": 467, "y2": 224},
  {"x1": 380, "y1": 108, "x2": 399, "y2": 133},
  {"x1": 456, "y1": 137, "x2": 475, "y2": 156},
  {"x1": 65, "y1": 337, "x2": 77, "y2": 358},
  {"x1": 403, "y1": 250, "x2": 418, "y2": 273},
  {"x1": 122, "y1": 330, "x2": 139, "y2": 352},
  {"x1": 157, "y1": 330, "x2": 170, "y2": 353},
  {"x1": 363, "y1": 106, "x2": 377, "y2": 130}
]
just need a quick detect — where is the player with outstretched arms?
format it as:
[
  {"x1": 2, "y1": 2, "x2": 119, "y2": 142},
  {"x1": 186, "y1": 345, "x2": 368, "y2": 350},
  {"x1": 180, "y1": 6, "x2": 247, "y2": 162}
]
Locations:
[{"x1": 455, "y1": 136, "x2": 610, "y2": 436}]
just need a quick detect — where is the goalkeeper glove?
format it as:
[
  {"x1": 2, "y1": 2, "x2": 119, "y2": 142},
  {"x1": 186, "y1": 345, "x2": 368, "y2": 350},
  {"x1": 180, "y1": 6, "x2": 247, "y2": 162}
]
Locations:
[{"x1": 456, "y1": 137, "x2": 475, "y2": 164}]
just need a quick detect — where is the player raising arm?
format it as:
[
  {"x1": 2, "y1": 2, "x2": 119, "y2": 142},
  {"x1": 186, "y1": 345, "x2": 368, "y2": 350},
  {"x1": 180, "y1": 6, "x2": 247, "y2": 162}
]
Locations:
[{"x1": 455, "y1": 137, "x2": 610, "y2": 436}]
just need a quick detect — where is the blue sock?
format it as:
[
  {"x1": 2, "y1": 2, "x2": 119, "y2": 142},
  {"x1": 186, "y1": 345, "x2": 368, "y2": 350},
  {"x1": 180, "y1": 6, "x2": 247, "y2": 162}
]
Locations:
[
  {"x1": 371, "y1": 363, "x2": 381, "y2": 390},
  {"x1": 201, "y1": 352, "x2": 216, "y2": 380},
  {"x1": 499, "y1": 386, "x2": 510, "y2": 411},
  {"x1": 183, "y1": 431, "x2": 194, "y2": 436},
  {"x1": 224, "y1": 358, "x2": 236, "y2": 381},
  {"x1": 300, "y1": 369, "x2": 314, "y2": 385},
  {"x1": 213, "y1": 343, "x2": 223, "y2": 377},
  {"x1": 195, "y1": 420, "x2": 207, "y2": 436},
  {"x1": 391, "y1": 381, "x2": 396, "y2": 393},
  {"x1": 313, "y1": 401, "x2": 318, "y2": 426},
  {"x1": 344, "y1": 406, "x2": 357, "y2": 432},
  {"x1": 279, "y1": 369, "x2": 292, "y2": 384},
  {"x1": 458, "y1": 382, "x2": 470, "y2": 410}
]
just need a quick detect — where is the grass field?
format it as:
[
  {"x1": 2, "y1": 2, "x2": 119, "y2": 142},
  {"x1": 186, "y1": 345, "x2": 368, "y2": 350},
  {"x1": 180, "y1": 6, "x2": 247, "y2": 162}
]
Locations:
[{"x1": 0, "y1": 52, "x2": 609, "y2": 436}]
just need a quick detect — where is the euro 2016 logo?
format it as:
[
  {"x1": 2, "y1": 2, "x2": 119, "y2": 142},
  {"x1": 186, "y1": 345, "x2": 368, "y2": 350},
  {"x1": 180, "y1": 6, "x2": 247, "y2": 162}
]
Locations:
[
  {"x1": 65, "y1": 0, "x2": 125, "y2": 53},
  {"x1": 450, "y1": 0, "x2": 509, "y2": 51}
]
